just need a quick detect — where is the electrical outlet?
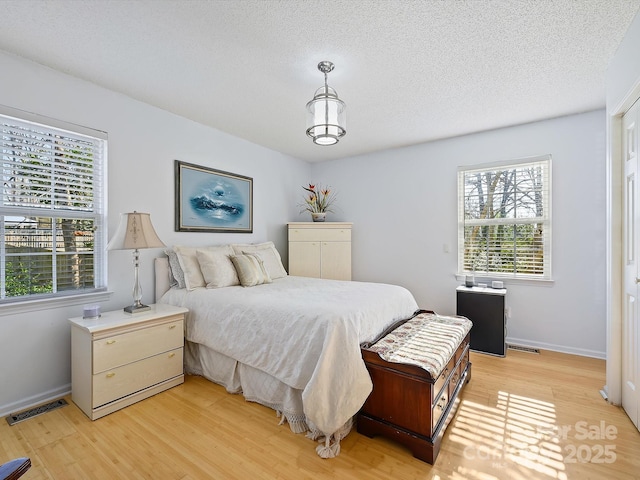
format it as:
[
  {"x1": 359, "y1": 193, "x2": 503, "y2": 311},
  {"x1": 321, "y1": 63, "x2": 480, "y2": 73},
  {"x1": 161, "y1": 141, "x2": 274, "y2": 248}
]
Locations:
[{"x1": 505, "y1": 306, "x2": 512, "y2": 318}]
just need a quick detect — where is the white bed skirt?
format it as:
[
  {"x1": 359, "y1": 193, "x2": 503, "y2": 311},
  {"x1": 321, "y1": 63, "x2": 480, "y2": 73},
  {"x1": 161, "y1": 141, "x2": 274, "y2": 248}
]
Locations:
[{"x1": 185, "y1": 340, "x2": 349, "y2": 438}]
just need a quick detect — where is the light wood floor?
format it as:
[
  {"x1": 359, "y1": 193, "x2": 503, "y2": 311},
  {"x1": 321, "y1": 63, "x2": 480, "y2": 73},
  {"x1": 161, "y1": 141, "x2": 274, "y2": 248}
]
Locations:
[{"x1": 2, "y1": 349, "x2": 639, "y2": 480}]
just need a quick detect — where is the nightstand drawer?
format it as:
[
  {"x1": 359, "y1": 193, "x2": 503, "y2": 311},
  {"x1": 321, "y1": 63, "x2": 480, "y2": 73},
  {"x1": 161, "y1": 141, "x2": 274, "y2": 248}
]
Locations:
[
  {"x1": 93, "y1": 347, "x2": 183, "y2": 408},
  {"x1": 93, "y1": 317, "x2": 183, "y2": 373}
]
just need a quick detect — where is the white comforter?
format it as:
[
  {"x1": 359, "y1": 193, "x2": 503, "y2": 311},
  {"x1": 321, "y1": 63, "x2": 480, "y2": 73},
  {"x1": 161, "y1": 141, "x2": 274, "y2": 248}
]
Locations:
[{"x1": 160, "y1": 275, "x2": 418, "y2": 438}]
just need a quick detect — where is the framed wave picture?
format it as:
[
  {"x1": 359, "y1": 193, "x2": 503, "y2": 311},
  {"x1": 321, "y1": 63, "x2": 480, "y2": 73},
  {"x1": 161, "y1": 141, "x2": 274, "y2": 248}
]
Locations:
[{"x1": 175, "y1": 160, "x2": 253, "y2": 233}]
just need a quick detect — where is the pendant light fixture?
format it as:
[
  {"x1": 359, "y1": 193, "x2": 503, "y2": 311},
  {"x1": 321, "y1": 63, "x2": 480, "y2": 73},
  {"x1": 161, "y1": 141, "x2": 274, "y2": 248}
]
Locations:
[{"x1": 306, "y1": 61, "x2": 346, "y2": 146}]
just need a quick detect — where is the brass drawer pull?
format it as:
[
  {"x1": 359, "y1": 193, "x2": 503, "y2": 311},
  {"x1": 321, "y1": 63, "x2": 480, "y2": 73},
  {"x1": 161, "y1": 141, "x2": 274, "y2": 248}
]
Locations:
[
  {"x1": 168, "y1": 352, "x2": 176, "y2": 358},
  {"x1": 106, "y1": 372, "x2": 115, "y2": 378},
  {"x1": 169, "y1": 324, "x2": 176, "y2": 329},
  {"x1": 106, "y1": 340, "x2": 116, "y2": 345}
]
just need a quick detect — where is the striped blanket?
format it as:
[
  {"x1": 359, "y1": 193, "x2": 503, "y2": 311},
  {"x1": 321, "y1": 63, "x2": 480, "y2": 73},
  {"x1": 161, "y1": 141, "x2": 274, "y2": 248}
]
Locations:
[{"x1": 365, "y1": 313, "x2": 472, "y2": 378}]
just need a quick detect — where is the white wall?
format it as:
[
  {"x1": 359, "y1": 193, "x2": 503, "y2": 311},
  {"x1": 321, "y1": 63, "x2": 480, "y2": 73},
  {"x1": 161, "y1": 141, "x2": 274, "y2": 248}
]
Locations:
[
  {"x1": 312, "y1": 110, "x2": 607, "y2": 358},
  {"x1": 0, "y1": 51, "x2": 311, "y2": 416},
  {"x1": 0, "y1": 46, "x2": 612, "y2": 416},
  {"x1": 605, "y1": 10, "x2": 640, "y2": 404}
]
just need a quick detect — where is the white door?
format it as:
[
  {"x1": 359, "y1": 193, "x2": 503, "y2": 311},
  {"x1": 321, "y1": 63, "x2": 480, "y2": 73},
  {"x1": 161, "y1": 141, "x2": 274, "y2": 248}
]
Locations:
[{"x1": 623, "y1": 98, "x2": 640, "y2": 429}]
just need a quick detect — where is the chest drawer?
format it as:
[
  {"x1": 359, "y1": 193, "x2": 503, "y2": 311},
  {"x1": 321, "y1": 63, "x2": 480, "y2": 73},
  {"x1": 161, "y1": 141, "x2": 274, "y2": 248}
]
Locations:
[
  {"x1": 432, "y1": 386, "x2": 449, "y2": 431},
  {"x1": 455, "y1": 336, "x2": 470, "y2": 363},
  {"x1": 93, "y1": 347, "x2": 183, "y2": 407},
  {"x1": 93, "y1": 317, "x2": 183, "y2": 373},
  {"x1": 433, "y1": 356, "x2": 455, "y2": 398},
  {"x1": 288, "y1": 227, "x2": 351, "y2": 242}
]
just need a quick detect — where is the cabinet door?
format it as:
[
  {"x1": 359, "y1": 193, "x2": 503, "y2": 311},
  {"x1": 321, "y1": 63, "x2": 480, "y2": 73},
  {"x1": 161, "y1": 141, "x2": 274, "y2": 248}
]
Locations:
[
  {"x1": 321, "y1": 241, "x2": 351, "y2": 280},
  {"x1": 289, "y1": 241, "x2": 321, "y2": 277},
  {"x1": 456, "y1": 291, "x2": 505, "y2": 356}
]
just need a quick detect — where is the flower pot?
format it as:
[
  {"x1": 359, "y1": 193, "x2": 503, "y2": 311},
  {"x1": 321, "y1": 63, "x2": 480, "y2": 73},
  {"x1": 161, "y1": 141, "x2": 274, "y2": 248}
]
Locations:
[{"x1": 311, "y1": 212, "x2": 326, "y2": 222}]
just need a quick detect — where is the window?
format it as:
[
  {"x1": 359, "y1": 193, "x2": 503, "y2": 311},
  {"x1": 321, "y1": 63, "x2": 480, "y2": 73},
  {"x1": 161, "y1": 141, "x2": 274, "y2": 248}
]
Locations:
[
  {"x1": 458, "y1": 155, "x2": 551, "y2": 280},
  {"x1": 0, "y1": 107, "x2": 107, "y2": 304}
]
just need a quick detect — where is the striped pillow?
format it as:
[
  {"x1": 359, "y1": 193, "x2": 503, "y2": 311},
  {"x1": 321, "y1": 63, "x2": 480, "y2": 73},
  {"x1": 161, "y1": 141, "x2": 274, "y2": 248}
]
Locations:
[{"x1": 230, "y1": 253, "x2": 272, "y2": 287}]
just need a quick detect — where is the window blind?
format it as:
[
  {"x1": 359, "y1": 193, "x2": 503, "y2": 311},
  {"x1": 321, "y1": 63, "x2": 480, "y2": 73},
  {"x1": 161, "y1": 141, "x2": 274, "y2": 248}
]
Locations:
[
  {"x1": 0, "y1": 107, "x2": 107, "y2": 302},
  {"x1": 457, "y1": 155, "x2": 552, "y2": 280}
]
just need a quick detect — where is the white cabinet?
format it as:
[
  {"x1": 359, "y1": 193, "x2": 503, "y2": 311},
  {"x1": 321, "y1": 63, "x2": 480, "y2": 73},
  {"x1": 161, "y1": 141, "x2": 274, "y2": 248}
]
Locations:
[
  {"x1": 69, "y1": 303, "x2": 188, "y2": 420},
  {"x1": 288, "y1": 222, "x2": 352, "y2": 280}
]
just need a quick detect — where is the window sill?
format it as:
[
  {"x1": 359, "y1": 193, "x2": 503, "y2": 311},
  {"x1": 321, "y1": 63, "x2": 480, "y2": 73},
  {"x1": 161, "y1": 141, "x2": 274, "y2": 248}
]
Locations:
[
  {"x1": 0, "y1": 291, "x2": 114, "y2": 317},
  {"x1": 454, "y1": 274, "x2": 555, "y2": 287}
]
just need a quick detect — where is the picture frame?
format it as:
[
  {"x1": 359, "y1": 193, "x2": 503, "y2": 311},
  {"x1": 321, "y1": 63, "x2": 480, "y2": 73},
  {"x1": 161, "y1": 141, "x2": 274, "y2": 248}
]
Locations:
[{"x1": 174, "y1": 160, "x2": 253, "y2": 233}]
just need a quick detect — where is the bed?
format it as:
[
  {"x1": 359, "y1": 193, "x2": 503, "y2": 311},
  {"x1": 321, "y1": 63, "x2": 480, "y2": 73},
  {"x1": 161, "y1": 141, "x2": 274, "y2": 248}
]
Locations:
[{"x1": 154, "y1": 242, "x2": 420, "y2": 458}]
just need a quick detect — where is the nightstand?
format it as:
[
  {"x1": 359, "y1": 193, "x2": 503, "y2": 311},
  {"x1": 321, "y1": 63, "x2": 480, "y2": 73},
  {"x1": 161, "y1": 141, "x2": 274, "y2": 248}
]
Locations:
[{"x1": 69, "y1": 303, "x2": 188, "y2": 420}]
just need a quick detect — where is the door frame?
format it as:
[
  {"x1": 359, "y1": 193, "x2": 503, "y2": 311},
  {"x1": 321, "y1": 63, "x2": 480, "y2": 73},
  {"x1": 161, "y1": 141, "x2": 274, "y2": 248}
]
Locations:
[{"x1": 607, "y1": 78, "x2": 640, "y2": 405}]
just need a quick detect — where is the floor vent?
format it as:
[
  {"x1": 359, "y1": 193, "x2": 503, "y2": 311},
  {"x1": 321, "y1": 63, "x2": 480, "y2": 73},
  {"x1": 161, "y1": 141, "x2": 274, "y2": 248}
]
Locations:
[
  {"x1": 507, "y1": 344, "x2": 540, "y2": 354},
  {"x1": 5, "y1": 398, "x2": 68, "y2": 426}
]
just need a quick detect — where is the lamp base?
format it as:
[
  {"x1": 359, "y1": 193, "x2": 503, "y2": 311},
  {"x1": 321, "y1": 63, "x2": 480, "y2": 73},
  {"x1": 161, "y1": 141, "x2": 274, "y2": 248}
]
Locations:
[{"x1": 124, "y1": 304, "x2": 151, "y2": 314}]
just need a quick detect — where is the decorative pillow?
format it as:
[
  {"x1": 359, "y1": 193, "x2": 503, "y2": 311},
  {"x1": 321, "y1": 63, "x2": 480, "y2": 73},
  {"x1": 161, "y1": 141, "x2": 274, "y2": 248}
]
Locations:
[
  {"x1": 229, "y1": 253, "x2": 272, "y2": 287},
  {"x1": 231, "y1": 241, "x2": 287, "y2": 279},
  {"x1": 173, "y1": 245, "x2": 207, "y2": 290},
  {"x1": 196, "y1": 246, "x2": 239, "y2": 288},
  {"x1": 164, "y1": 249, "x2": 183, "y2": 288}
]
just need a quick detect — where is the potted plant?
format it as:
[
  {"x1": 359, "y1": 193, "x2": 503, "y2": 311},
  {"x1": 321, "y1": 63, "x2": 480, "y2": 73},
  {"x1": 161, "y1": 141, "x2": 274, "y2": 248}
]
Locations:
[{"x1": 300, "y1": 183, "x2": 337, "y2": 222}]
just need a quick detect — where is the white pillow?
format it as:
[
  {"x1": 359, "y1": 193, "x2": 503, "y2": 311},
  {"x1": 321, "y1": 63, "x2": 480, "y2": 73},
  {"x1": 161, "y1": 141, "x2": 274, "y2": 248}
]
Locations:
[
  {"x1": 231, "y1": 241, "x2": 287, "y2": 279},
  {"x1": 173, "y1": 245, "x2": 205, "y2": 290},
  {"x1": 196, "y1": 246, "x2": 239, "y2": 288},
  {"x1": 230, "y1": 253, "x2": 272, "y2": 287}
]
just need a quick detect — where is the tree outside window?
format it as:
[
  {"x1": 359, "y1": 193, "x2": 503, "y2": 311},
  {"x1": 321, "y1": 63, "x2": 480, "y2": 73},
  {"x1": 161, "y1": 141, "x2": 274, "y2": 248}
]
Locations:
[
  {"x1": 458, "y1": 156, "x2": 551, "y2": 280},
  {"x1": 1, "y1": 109, "x2": 106, "y2": 303}
]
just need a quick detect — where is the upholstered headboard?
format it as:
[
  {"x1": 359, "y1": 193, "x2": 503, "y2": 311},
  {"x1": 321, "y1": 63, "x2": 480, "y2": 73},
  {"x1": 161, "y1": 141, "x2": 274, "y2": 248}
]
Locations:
[{"x1": 154, "y1": 256, "x2": 172, "y2": 302}]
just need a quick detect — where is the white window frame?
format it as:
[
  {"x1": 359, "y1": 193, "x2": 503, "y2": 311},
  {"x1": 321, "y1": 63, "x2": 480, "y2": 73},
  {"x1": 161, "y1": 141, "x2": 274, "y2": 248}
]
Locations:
[
  {"x1": 457, "y1": 155, "x2": 552, "y2": 281},
  {"x1": 0, "y1": 105, "x2": 108, "y2": 309}
]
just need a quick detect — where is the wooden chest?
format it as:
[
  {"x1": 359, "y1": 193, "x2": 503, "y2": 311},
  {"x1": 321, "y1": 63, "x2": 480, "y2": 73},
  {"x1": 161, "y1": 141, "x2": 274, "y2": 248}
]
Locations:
[{"x1": 357, "y1": 312, "x2": 472, "y2": 464}]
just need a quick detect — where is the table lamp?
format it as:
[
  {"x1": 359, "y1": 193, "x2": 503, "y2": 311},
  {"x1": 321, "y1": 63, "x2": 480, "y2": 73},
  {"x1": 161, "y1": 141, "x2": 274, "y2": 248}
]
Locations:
[{"x1": 107, "y1": 211, "x2": 166, "y2": 313}]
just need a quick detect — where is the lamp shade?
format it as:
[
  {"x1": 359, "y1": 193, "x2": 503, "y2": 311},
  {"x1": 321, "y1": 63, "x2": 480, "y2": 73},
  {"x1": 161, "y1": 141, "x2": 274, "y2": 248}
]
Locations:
[
  {"x1": 107, "y1": 212, "x2": 165, "y2": 250},
  {"x1": 306, "y1": 86, "x2": 346, "y2": 146}
]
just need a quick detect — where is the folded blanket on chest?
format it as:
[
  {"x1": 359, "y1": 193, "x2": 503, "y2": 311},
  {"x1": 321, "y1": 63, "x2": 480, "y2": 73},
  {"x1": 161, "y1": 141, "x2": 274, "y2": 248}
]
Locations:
[{"x1": 364, "y1": 313, "x2": 472, "y2": 378}]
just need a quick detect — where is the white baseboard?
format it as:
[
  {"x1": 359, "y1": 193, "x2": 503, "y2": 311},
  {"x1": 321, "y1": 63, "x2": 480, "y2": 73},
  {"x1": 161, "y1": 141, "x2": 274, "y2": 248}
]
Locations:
[
  {"x1": 0, "y1": 384, "x2": 71, "y2": 418},
  {"x1": 505, "y1": 336, "x2": 605, "y2": 360}
]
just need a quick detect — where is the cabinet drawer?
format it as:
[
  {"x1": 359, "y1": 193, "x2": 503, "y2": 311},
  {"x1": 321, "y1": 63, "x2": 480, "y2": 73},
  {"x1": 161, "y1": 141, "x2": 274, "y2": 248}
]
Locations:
[
  {"x1": 433, "y1": 356, "x2": 455, "y2": 398},
  {"x1": 449, "y1": 363, "x2": 462, "y2": 398},
  {"x1": 93, "y1": 318, "x2": 183, "y2": 373},
  {"x1": 432, "y1": 386, "x2": 449, "y2": 431},
  {"x1": 93, "y1": 347, "x2": 183, "y2": 408},
  {"x1": 449, "y1": 349, "x2": 470, "y2": 398},
  {"x1": 455, "y1": 335, "x2": 470, "y2": 363},
  {"x1": 289, "y1": 228, "x2": 351, "y2": 242}
]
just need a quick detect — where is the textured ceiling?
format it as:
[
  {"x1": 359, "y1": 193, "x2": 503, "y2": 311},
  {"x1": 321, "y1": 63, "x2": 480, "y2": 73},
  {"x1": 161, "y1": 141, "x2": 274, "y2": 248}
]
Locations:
[{"x1": 1, "y1": 0, "x2": 639, "y2": 162}]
